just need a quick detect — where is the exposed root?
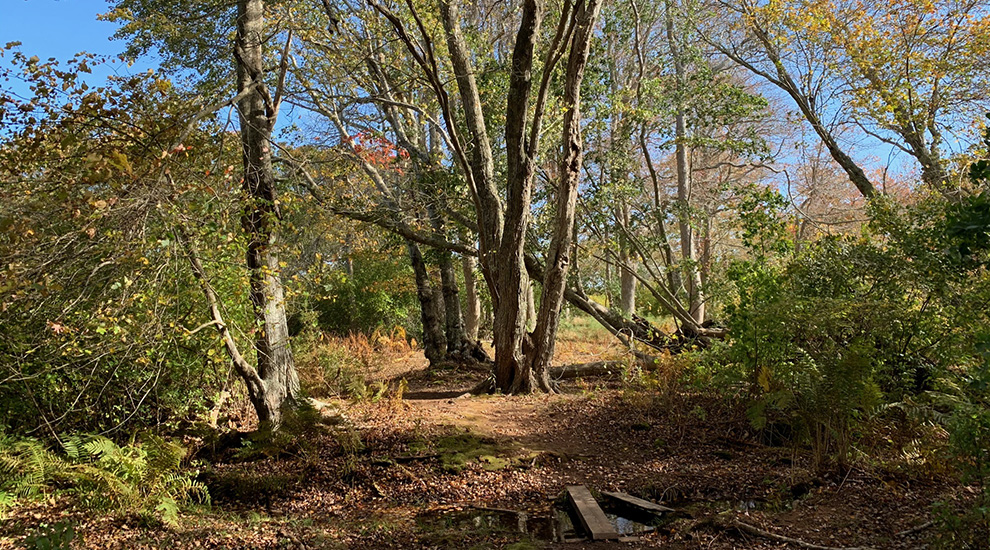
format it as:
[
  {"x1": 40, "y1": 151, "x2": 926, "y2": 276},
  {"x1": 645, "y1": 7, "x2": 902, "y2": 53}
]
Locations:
[
  {"x1": 470, "y1": 375, "x2": 496, "y2": 395},
  {"x1": 728, "y1": 519, "x2": 876, "y2": 550}
]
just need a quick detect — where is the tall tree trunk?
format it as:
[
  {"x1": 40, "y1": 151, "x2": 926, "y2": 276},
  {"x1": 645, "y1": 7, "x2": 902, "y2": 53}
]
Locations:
[
  {"x1": 700, "y1": 215, "x2": 712, "y2": 287},
  {"x1": 525, "y1": 0, "x2": 605, "y2": 391},
  {"x1": 427, "y1": 205, "x2": 467, "y2": 352},
  {"x1": 640, "y1": 126, "x2": 682, "y2": 295},
  {"x1": 344, "y1": 239, "x2": 355, "y2": 316},
  {"x1": 462, "y1": 253, "x2": 481, "y2": 341},
  {"x1": 490, "y1": 0, "x2": 544, "y2": 394},
  {"x1": 666, "y1": 0, "x2": 704, "y2": 325},
  {"x1": 235, "y1": 0, "x2": 298, "y2": 428},
  {"x1": 618, "y1": 200, "x2": 636, "y2": 318},
  {"x1": 673, "y1": 117, "x2": 704, "y2": 324},
  {"x1": 407, "y1": 240, "x2": 447, "y2": 365},
  {"x1": 435, "y1": 0, "x2": 602, "y2": 392},
  {"x1": 438, "y1": 0, "x2": 501, "y2": 277},
  {"x1": 606, "y1": 37, "x2": 636, "y2": 320},
  {"x1": 439, "y1": 249, "x2": 466, "y2": 351},
  {"x1": 525, "y1": 274, "x2": 537, "y2": 331}
]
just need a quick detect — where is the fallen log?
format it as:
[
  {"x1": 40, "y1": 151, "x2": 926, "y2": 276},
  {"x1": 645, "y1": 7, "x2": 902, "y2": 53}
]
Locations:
[
  {"x1": 549, "y1": 361, "x2": 623, "y2": 379},
  {"x1": 547, "y1": 353, "x2": 672, "y2": 380}
]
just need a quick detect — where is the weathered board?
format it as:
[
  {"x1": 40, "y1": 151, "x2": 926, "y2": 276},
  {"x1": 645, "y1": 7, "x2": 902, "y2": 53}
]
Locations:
[
  {"x1": 566, "y1": 486, "x2": 619, "y2": 540},
  {"x1": 601, "y1": 491, "x2": 675, "y2": 515}
]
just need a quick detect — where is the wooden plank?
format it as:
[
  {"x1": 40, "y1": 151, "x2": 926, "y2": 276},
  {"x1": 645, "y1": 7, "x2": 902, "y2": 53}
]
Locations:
[
  {"x1": 566, "y1": 485, "x2": 619, "y2": 540},
  {"x1": 601, "y1": 491, "x2": 675, "y2": 515}
]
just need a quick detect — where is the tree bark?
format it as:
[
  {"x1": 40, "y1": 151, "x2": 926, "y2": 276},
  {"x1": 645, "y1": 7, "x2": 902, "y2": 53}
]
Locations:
[
  {"x1": 235, "y1": 0, "x2": 299, "y2": 428},
  {"x1": 525, "y1": 274, "x2": 537, "y2": 331},
  {"x1": 407, "y1": 240, "x2": 447, "y2": 365},
  {"x1": 618, "y1": 200, "x2": 636, "y2": 318},
  {"x1": 427, "y1": 206, "x2": 467, "y2": 352},
  {"x1": 666, "y1": 0, "x2": 704, "y2": 324},
  {"x1": 490, "y1": 0, "x2": 544, "y2": 394},
  {"x1": 435, "y1": 0, "x2": 604, "y2": 392},
  {"x1": 438, "y1": 0, "x2": 501, "y2": 277},
  {"x1": 525, "y1": 0, "x2": 605, "y2": 391},
  {"x1": 439, "y1": 248, "x2": 466, "y2": 351},
  {"x1": 462, "y1": 253, "x2": 481, "y2": 341}
]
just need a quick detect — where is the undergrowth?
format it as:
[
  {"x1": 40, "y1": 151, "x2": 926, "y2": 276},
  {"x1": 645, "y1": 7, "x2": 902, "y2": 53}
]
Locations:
[
  {"x1": 295, "y1": 327, "x2": 414, "y2": 399},
  {"x1": 0, "y1": 431, "x2": 208, "y2": 526}
]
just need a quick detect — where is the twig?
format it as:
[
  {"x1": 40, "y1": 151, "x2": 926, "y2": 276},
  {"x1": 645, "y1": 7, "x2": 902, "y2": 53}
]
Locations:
[
  {"x1": 731, "y1": 520, "x2": 876, "y2": 550},
  {"x1": 896, "y1": 520, "x2": 934, "y2": 537}
]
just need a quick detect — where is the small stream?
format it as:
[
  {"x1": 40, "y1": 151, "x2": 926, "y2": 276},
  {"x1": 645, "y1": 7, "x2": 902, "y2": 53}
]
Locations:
[{"x1": 426, "y1": 500, "x2": 659, "y2": 543}]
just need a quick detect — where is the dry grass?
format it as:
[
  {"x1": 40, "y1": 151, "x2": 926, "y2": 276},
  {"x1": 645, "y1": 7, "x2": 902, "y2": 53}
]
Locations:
[
  {"x1": 552, "y1": 314, "x2": 626, "y2": 366},
  {"x1": 296, "y1": 328, "x2": 419, "y2": 399}
]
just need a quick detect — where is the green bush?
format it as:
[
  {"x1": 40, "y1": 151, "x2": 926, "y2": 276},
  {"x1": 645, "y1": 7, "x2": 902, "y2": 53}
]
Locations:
[
  {"x1": 936, "y1": 337, "x2": 990, "y2": 547},
  {"x1": 722, "y1": 190, "x2": 987, "y2": 472},
  {"x1": 725, "y1": 255, "x2": 885, "y2": 471},
  {"x1": 0, "y1": 66, "x2": 245, "y2": 437},
  {"x1": 304, "y1": 250, "x2": 419, "y2": 336}
]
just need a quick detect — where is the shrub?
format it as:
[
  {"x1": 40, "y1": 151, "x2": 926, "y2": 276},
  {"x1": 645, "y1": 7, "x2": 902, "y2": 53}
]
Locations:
[
  {"x1": 295, "y1": 327, "x2": 413, "y2": 399},
  {"x1": 722, "y1": 191, "x2": 987, "y2": 472},
  {"x1": 726, "y1": 259, "x2": 885, "y2": 471},
  {"x1": 303, "y1": 251, "x2": 419, "y2": 336}
]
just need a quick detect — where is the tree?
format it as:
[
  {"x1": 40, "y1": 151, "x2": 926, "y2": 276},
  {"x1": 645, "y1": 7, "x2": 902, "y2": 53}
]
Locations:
[
  {"x1": 700, "y1": 0, "x2": 879, "y2": 199},
  {"x1": 365, "y1": 0, "x2": 605, "y2": 392},
  {"x1": 223, "y1": 0, "x2": 299, "y2": 427},
  {"x1": 277, "y1": 0, "x2": 491, "y2": 365},
  {"x1": 702, "y1": 0, "x2": 990, "y2": 201},
  {"x1": 809, "y1": 0, "x2": 990, "y2": 199},
  {"x1": 107, "y1": 0, "x2": 301, "y2": 428},
  {"x1": 0, "y1": 49, "x2": 254, "y2": 435},
  {"x1": 574, "y1": 0, "x2": 771, "y2": 336}
]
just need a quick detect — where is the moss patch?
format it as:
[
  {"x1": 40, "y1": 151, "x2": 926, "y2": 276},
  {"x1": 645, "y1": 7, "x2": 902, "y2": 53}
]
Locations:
[{"x1": 410, "y1": 428, "x2": 529, "y2": 473}]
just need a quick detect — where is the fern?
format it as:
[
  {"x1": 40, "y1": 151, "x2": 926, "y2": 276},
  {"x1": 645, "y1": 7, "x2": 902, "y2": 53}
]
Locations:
[
  {"x1": 0, "y1": 434, "x2": 68, "y2": 517},
  {"x1": 0, "y1": 491, "x2": 16, "y2": 517},
  {"x1": 0, "y1": 431, "x2": 208, "y2": 526},
  {"x1": 155, "y1": 496, "x2": 180, "y2": 527}
]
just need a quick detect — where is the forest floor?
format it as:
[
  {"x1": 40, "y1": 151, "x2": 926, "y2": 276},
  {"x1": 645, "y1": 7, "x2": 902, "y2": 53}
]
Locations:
[{"x1": 0, "y1": 329, "x2": 967, "y2": 549}]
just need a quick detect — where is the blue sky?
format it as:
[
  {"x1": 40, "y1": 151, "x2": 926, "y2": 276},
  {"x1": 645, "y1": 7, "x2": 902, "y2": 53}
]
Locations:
[
  {"x1": 1, "y1": 1, "x2": 121, "y2": 58},
  {"x1": 0, "y1": 0, "x2": 313, "y2": 135},
  {"x1": 0, "y1": 0, "x2": 159, "y2": 95}
]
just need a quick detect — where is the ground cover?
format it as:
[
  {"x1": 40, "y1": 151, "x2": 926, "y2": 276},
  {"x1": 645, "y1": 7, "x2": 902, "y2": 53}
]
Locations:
[{"x1": 0, "y1": 331, "x2": 962, "y2": 549}]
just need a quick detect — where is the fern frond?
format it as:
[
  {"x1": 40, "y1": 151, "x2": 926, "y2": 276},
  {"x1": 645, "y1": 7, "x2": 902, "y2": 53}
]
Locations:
[
  {"x1": 0, "y1": 491, "x2": 16, "y2": 519},
  {"x1": 82, "y1": 436, "x2": 121, "y2": 461},
  {"x1": 156, "y1": 496, "x2": 180, "y2": 527},
  {"x1": 2, "y1": 432, "x2": 207, "y2": 526},
  {"x1": 144, "y1": 434, "x2": 185, "y2": 476}
]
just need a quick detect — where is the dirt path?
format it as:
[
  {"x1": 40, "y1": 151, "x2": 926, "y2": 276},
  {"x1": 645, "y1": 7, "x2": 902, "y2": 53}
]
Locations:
[{"x1": 342, "y1": 353, "x2": 956, "y2": 550}]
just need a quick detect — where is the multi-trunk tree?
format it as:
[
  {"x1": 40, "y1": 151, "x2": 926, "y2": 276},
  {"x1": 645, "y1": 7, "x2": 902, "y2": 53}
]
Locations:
[
  {"x1": 432, "y1": 0, "x2": 606, "y2": 391},
  {"x1": 306, "y1": 0, "x2": 608, "y2": 391}
]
